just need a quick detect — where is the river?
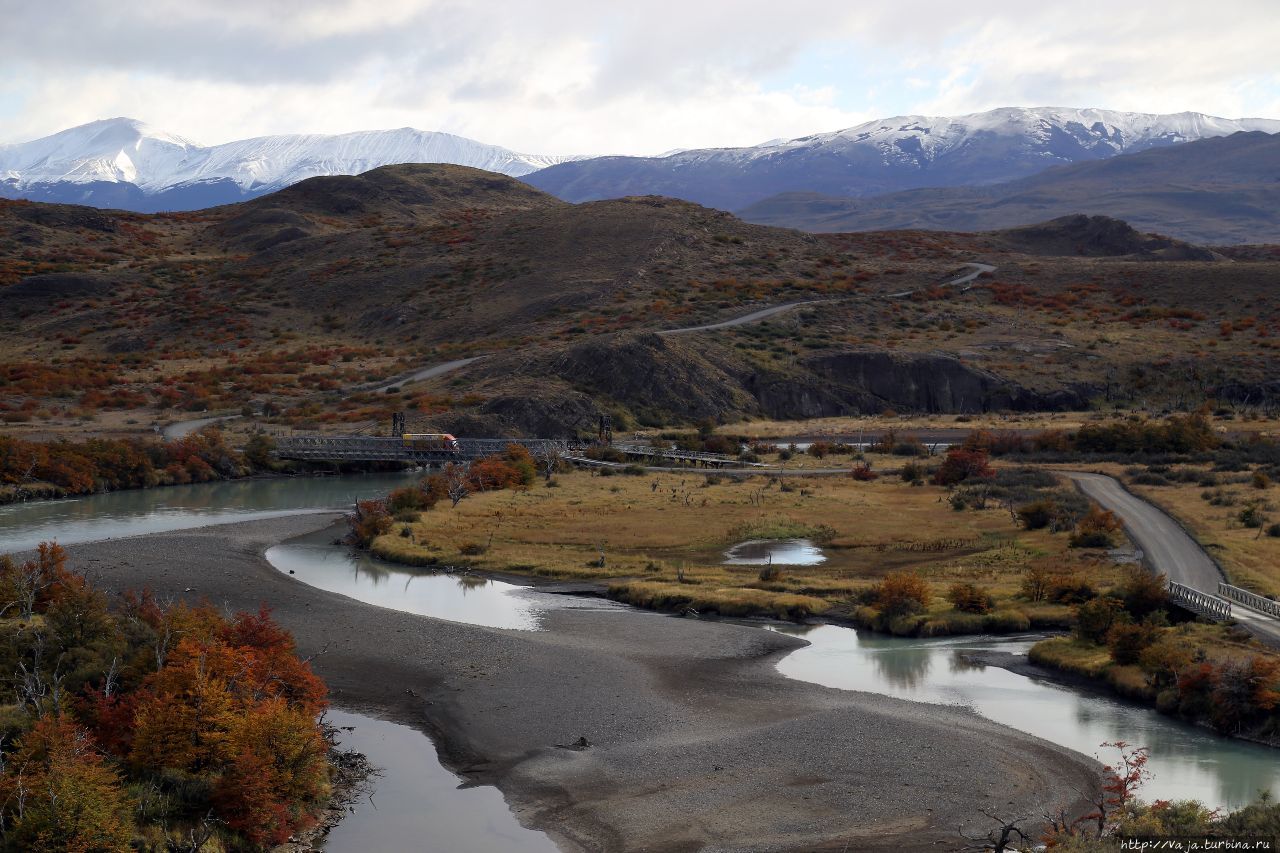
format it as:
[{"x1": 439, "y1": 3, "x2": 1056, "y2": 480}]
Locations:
[{"x1": 2, "y1": 470, "x2": 1277, "y2": 838}]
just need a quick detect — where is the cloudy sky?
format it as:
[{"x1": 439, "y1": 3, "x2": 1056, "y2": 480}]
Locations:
[{"x1": 2, "y1": 0, "x2": 1278, "y2": 154}]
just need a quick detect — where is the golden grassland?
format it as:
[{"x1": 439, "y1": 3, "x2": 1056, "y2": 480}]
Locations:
[
  {"x1": 713, "y1": 412, "x2": 1093, "y2": 440},
  {"x1": 371, "y1": 465, "x2": 1119, "y2": 626},
  {"x1": 713, "y1": 413, "x2": 1280, "y2": 442}
]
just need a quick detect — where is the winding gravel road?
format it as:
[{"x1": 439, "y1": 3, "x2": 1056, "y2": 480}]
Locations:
[
  {"x1": 161, "y1": 414, "x2": 241, "y2": 440},
  {"x1": 886, "y1": 262, "x2": 997, "y2": 298},
  {"x1": 363, "y1": 355, "x2": 486, "y2": 393},
  {"x1": 1067, "y1": 472, "x2": 1280, "y2": 647},
  {"x1": 661, "y1": 262, "x2": 997, "y2": 336}
]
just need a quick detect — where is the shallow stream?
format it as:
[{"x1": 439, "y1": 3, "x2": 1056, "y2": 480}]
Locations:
[{"x1": 324, "y1": 709, "x2": 557, "y2": 852}]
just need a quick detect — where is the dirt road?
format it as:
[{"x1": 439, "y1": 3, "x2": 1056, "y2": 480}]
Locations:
[{"x1": 1067, "y1": 472, "x2": 1280, "y2": 647}]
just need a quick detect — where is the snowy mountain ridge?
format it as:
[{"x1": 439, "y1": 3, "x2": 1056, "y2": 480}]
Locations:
[
  {"x1": 738, "y1": 106, "x2": 1280, "y2": 165},
  {"x1": 0, "y1": 117, "x2": 579, "y2": 194},
  {"x1": 525, "y1": 106, "x2": 1280, "y2": 211}
]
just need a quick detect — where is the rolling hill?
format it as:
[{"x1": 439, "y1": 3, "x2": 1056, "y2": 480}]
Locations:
[{"x1": 1, "y1": 164, "x2": 1277, "y2": 440}]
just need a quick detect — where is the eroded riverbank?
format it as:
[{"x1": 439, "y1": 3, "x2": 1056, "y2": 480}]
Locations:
[{"x1": 38, "y1": 513, "x2": 1098, "y2": 853}]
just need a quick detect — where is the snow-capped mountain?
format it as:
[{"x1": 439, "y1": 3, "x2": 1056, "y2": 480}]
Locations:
[
  {"x1": 525, "y1": 107, "x2": 1280, "y2": 211},
  {"x1": 0, "y1": 118, "x2": 581, "y2": 211}
]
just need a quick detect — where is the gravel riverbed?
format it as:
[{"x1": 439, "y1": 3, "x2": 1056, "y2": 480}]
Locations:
[{"x1": 44, "y1": 514, "x2": 1098, "y2": 852}]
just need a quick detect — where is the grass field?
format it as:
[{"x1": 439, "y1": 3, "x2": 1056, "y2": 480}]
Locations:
[{"x1": 371, "y1": 465, "x2": 1121, "y2": 626}]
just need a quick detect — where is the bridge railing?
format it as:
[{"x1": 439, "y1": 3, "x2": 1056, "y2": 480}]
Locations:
[
  {"x1": 458, "y1": 439, "x2": 573, "y2": 456},
  {"x1": 1168, "y1": 581, "x2": 1232, "y2": 622},
  {"x1": 1218, "y1": 583, "x2": 1280, "y2": 618},
  {"x1": 272, "y1": 435, "x2": 579, "y2": 463}
]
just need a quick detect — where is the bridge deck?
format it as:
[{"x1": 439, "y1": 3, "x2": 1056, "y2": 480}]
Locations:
[
  {"x1": 274, "y1": 435, "x2": 758, "y2": 469},
  {"x1": 274, "y1": 436, "x2": 571, "y2": 463}
]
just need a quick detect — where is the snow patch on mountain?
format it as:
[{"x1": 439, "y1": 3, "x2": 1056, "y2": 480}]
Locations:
[{"x1": 0, "y1": 118, "x2": 581, "y2": 195}]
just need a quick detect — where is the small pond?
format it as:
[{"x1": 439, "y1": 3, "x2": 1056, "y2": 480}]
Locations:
[
  {"x1": 723, "y1": 538, "x2": 827, "y2": 566},
  {"x1": 267, "y1": 528, "x2": 622, "y2": 630},
  {"x1": 324, "y1": 709, "x2": 557, "y2": 853}
]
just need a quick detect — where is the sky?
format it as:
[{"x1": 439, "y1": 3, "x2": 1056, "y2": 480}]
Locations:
[{"x1": 2, "y1": 0, "x2": 1278, "y2": 155}]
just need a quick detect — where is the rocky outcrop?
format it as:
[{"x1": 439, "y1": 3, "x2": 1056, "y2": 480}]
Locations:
[
  {"x1": 1, "y1": 272, "x2": 116, "y2": 304},
  {"x1": 464, "y1": 335, "x2": 1092, "y2": 434},
  {"x1": 495, "y1": 333, "x2": 759, "y2": 423},
  {"x1": 795, "y1": 350, "x2": 1089, "y2": 414},
  {"x1": 993, "y1": 215, "x2": 1222, "y2": 260}
]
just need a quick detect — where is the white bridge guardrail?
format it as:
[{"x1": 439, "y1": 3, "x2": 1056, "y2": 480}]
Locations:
[
  {"x1": 1168, "y1": 581, "x2": 1233, "y2": 622},
  {"x1": 1218, "y1": 582, "x2": 1280, "y2": 618}
]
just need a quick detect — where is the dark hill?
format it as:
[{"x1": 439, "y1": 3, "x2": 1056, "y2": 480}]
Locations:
[
  {"x1": 739, "y1": 132, "x2": 1280, "y2": 245},
  {"x1": 986, "y1": 215, "x2": 1221, "y2": 260}
]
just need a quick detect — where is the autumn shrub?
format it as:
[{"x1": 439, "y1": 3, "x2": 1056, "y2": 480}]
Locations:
[
  {"x1": 947, "y1": 582, "x2": 994, "y2": 614},
  {"x1": 1069, "y1": 505, "x2": 1124, "y2": 548},
  {"x1": 1075, "y1": 596, "x2": 1128, "y2": 643},
  {"x1": 874, "y1": 571, "x2": 931, "y2": 618},
  {"x1": 932, "y1": 447, "x2": 995, "y2": 486},
  {"x1": 347, "y1": 499, "x2": 393, "y2": 547},
  {"x1": 0, "y1": 428, "x2": 261, "y2": 501},
  {"x1": 0, "y1": 715, "x2": 134, "y2": 852},
  {"x1": 849, "y1": 463, "x2": 878, "y2": 481},
  {"x1": 0, "y1": 546, "x2": 334, "y2": 850},
  {"x1": 1106, "y1": 621, "x2": 1160, "y2": 665},
  {"x1": 1239, "y1": 502, "x2": 1266, "y2": 529},
  {"x1": 387, "y1": 485, "x2": 434, "y2": 514},
  {"x1": 1017, "y1": 500, "x2": 1057, "y2": 530},
  {"x1": 1117, "y1": 567, "x2": 1168, "y2": 619}
]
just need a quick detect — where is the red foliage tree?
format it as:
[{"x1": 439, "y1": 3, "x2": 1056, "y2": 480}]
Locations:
[{"x1": 932, "y1": 447, "x2": 995, "y2": 486}]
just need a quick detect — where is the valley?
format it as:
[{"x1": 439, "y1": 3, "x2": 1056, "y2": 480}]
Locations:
[{"x1": 3, "y1": 134, "x2": 1280, "y2": 853}]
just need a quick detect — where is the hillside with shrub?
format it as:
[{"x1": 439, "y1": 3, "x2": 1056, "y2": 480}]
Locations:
[{"x1": 1, "y1": 165, "x2": 1278, "y2": 444}]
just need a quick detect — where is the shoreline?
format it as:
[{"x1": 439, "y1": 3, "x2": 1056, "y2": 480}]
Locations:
[
  {"x1": 0, "y1": 465, "x2": 415, "y2": 508},
  {"x1": 39, "y1": 512, "x2": 1100, "y2": 852}
]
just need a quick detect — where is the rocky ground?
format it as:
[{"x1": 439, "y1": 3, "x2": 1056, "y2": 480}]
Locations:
[{"x1": 49, "y1": 514, "x2": 1099, "y2": 852}]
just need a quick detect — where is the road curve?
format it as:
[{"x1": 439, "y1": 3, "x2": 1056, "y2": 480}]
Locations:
[
  {"x1": 364, "y1": 355, "x2": 486, "y2": 394},
  {"x1": 660, "y1": 261, "x2": 997, "y2": 336},
  {"x1": 1067, "y1": 472, "x2": 1280, "y2": 646},
  {"x1": 887, "y1": 262, "x2": 997, "y2": 299},
  {"x1": 161, "y1": 414, "x2": 242, "y2": 441}
]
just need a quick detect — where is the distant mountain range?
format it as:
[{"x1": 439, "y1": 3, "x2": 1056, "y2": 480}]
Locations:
[
  {"x1": 739, "y1": 131, "x2": 1280, "y2": 245},
  {"x1": 525, "y1": 107, "x2": 1280, "y2": 211},
  {"x1": 2, "y1": 109, "x2": 1279, "y2": 241},
  {"x1": 0, "y1": 118, "x2": 581, "y2": 212}
]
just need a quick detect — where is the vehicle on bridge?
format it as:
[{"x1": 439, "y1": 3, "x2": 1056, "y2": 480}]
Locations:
[{"x1": 402, "y1": 433, "x2": 460, "y2": 451}]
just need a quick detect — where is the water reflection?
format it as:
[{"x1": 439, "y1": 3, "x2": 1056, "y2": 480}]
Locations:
[
  {"x1": 324, "y1": 709, "x2": 557, "y2": 853},
  {"x1": 723, "y1": 539, "x2": 827, "y2": 566},
  {"x1": 772, "y1": 624, "x2": 1280, "y2": 810},
  {"x1": 267, "y1": 529, "x2": 622, "y2": 630},
  {"x1": 0, "y1": 471, "x2": 420, "y2": 552}
]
